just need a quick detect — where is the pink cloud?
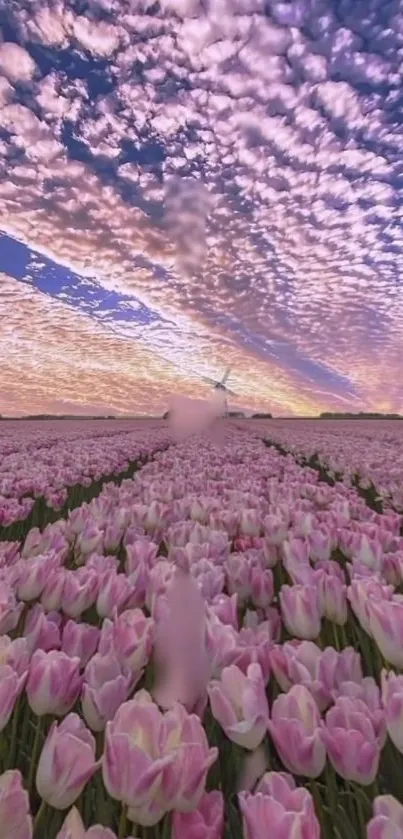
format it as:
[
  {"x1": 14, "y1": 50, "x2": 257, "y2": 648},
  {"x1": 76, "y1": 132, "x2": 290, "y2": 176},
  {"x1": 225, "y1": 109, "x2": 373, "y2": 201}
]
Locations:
[{"x1": 0, "y1": 43, "x2": 36, "y2": 83}]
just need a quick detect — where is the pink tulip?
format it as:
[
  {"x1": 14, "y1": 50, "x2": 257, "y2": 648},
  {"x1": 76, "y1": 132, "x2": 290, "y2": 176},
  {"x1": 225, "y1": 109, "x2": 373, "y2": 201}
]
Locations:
[
  {"x1": 262, "y1": 539, "x2": 279, "y2": 569},
  {"x1": 209, "y1": 593, "x2": 239, "y2": 628},
  {"x1": 280, "y1": 585, "x2": 322, "y2": 640},
  {"x1": 316, "y1": 559, "x2": 345, "y2": 580},
  {"x1": 284, "y1": 561, "x2": 323, "y2": 587},
  {"x1": 62, "y1": 568, "x2": 99, "y2": 618},
  {"x1": 56, "y1": 806, "x2": 120, "y2": 839},
  {"x1": 144, "y1": 501, "x2": 171, "y2": 534},
  {"x1": 0, "y1": 770, "x2": 33, "y2": 839},
  {"x1": 0, "y1": 582, "x2": 24, "y2": 634},
  {"x1": 24, "y1": 604, "x2": 62, "y2": 654},
  {"x1": 41, "y1": 568, "x2": 66, "y2": 612},
  {"x1": 27, "y1": 649, "x2": 82, "y2": 716},
  {"x1": 75, "y1": 522, "x2": 104, "y2": 557},
  {"x1": 239, "y1": 771, "x2": 320, "y2": 839},
  {"x1": 333, "y1": 646, "x2": 363, "y2": 688},
  {"x1": 193, "y1": 561, "x2": 225, "y2": 602},
  {"x1": 367, "y1": 795, "x2": 403, "y2": 839},
  {"x1": 237, "y1": 744, "x2": 269, "y2": 792},
  {"x1": 42, "y1": 525, "x2": 69, "y2": 562},
  {"x1": 268, "y1": 685, "x2": 326, "y2": 778},
  {"x1": 381, "y1": 670, "x2": 403, "y2": 753},
  {"x1": 67, "y1": 507, "x2": 89, "y2": 537},
  {"x1": 369, "y1": 598, "x2": 403, "y2": 668},
  {"x1": 103, "y1": 692, "x2": 174, "y2": 826},
  {"x1": 282, "y1": 537, "x2": 310, "y2": 569},
  {"x1": 308, "y1": 528, "x2": 332, "y2": 563},
  {"x1": 0, "y1": 665, "x2": 26, "y2": 731},
  {"x1": 322, "y1": 696, "x2": 381, "y2": 785},
  {"x1": 250, "y1": 568, "x2": 274, "y2": 609},
  {"x1": 335, "y1": 679, "x2": 386, "y2": 746},
  {"x1": 107, "y1": 608, "x2": 154, "y2": 675},
  {"x1": 189, "y1": 498, "x2": 211, "y2": 524},
  {"x1": 209, "y1": 510, "x2": 239, "y2": 538},
  {"x1": 208, "y1": 663, "x2": 269, "y2": 750},
  {"x1": 114, "y1": 505, "x2": 132, "y2": 531},
  {"x1": 172, "y1": 790, "x2": 224, "y2": 839},
  {"x1": 96, "y1": 571, "x2": 134, "y2": 619},
  {"x1": 222, "y1": 623, "x2": 272, "y2": 684},
  {"x1": 160, "y1": 703, "x2": 218, "y2": 812},
  {"x1": 351, "y1": 533, "x2": 382, "y2": 570},
  {"x1": 103, "y1": 524, "x2": 124, "y2": 554},
  {"x1": 36, "y1": 713, "x2": 100, "y2": 809},
  {"x1": 348, "y1": 579, "x2": 393, "y2": 636},
  {"x1": 293, "y1": 512, "x2": 314, "y2": 538},
  {"x1": 62, "y1": 621, "x2": 100, "y2": 669},
  {"x1": 165, "y1": 521, "x2": 192, "y2": 549},
  {"x1": 0, "y1": 635, "x2": 30, "y2": 677},
  {"x1": 270, "y1": 641, "x2": 343, "y2": 711},
  {"x1": 125, "y1": 541, "x2": 159, "y2": 576},
  {"x1": 17, "y1": 554, "x2": 58, "y2": 601},
  {"x1": 318, "y1": 575, "x2": 347, "y2": 625},
  {"x1": 146, "y1": 561, "x2": 176, "y2": 611},
  {"x1": 205, "y1": 617, "x2": 238, "y2": 677},
  {"x1": 263, "y1": 514, "x2": 288, "y2": 546},
  {"x1": 348, "y1": 561, "x2": 383, "y2": 582},
  {"x1": 226, "y1": 554, "x2": 252, "y2": 602},
  {"x1": 381, "y1": 554, "x2": 403, "y2": 587},
  {"x1": 22, "y1": 527, "x2": 43, "y2": 558},
  {"x1": 239, "y1": 510, "x2": 261, "y2": 537},
  {"x1": 125, "y1": 542, "x2": 156, "y2": 606},
  {"x1": 81, "y1": 652, "x2": 133, "y2": 732},
  {"x1": 87, "y1": 556, "x2": 119, "y2": 576}
]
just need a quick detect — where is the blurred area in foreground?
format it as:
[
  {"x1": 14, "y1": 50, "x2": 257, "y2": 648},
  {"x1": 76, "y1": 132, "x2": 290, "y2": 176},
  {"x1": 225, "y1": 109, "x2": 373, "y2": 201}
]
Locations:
[{"x1": 167, "y1": 393, "x2": 226, "y2": 441}]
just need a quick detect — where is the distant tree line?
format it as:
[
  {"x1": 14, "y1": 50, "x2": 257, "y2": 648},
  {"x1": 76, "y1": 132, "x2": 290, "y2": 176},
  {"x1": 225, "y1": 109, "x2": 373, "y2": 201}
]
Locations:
[
  {"x1": 0, "y1": 415, "x2": 118, "y2": 421},
  {"x1": 320, "y1": 412, "x2": 402, "y2": 419}
]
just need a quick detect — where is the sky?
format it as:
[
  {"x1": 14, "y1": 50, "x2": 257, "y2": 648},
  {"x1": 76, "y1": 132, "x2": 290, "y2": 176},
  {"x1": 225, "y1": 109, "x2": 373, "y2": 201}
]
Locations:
[{"x1": 0, "y1": 0, "x2": 402, "y2": 417}]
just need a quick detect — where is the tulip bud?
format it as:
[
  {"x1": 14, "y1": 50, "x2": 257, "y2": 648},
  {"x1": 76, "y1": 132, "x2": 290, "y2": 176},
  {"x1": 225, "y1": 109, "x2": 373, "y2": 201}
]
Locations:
[
  {"x1": 0, "y1": 770, "x2": 32, "y2": 839},
  {"x1": 268, "y1": 685, "x2": 326, "y2": 778},
  {"x1": 208, "y1": 663, "x2": 269, "y2": 751},
  {"x1": 36, "y1": 714, "x2": 100, "y2": 810},
  {"x1": 280, "y1": 585, "x2": 322, "y2": 640},
  {"x1": 27, "y1": 650, "x2": 82, "y2": 716}
]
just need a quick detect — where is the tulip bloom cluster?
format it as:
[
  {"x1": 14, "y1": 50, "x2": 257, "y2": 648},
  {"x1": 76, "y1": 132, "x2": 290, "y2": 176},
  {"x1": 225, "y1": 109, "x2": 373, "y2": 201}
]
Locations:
[{"x1": 1, "y1": 420, "x2": 403, "y2": 839}]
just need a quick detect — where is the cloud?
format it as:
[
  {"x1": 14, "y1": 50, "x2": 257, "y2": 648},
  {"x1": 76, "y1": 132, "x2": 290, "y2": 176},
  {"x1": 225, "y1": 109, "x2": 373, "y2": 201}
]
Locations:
[
  {"x1": 0, "y1": 42, "x2": 37, "y2": 83},
  {"x1": 72, "y1": 16, "x2": 121, "y2": 57},
  {"x1": 23, "y1": 3, "x2": 72, "y2": 47}
]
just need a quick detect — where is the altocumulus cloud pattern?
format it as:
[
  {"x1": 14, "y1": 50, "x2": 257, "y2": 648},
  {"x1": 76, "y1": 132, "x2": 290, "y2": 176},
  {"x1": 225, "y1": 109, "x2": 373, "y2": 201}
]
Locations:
[{"x1": 0, "y1": 0, "x2": 402, "y2": 417}]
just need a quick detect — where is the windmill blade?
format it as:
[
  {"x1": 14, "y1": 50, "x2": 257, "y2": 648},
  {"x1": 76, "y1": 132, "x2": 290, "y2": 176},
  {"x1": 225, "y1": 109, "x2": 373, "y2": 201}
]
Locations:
[
  {"x1": 221, "y1": 366, "x2": 232, "y2": 385},
  {"x1": 202, "y1": 376, "x2": 220, "y2": 386},
  {"x1": 224, "y1": 387, "x2": 237, "y2": 397}
]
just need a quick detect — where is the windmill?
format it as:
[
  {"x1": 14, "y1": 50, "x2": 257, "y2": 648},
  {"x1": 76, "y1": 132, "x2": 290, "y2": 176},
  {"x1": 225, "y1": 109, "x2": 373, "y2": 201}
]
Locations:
[{"x1": 199, "y1": 367, "x2": 237, "y2": 418}]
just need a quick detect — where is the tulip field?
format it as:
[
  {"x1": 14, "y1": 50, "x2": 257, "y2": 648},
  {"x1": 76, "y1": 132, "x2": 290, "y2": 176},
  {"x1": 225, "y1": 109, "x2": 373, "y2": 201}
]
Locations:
[{"x1": 2, "y1": 418, "x2": 403, "y2": 839}]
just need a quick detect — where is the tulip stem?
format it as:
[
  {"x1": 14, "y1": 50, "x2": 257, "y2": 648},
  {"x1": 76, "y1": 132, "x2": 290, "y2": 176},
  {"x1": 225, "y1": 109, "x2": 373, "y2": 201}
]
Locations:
[
  {"x1": 324, "y1": 761, "x2": 338, "y2": 816},
  {"x1": 7, "y1": 696, "x2": 22, "y2": 770},
  {"x1": 118, "y1": 805, "x2": 127, "y2": 838},
  {"x1": 340, "y1": 624, "x2": 348, "y2": 649},
  {"x1": 28, "y1": 718, "x2": 43, "y2": 799},
  {"x1": 161, "y1": 812, "x2": 171, "y2": 839},
  {"x1": 309, "y1": 780, "x2": 329, "y2": 838},
  {"x1": 15, "y1": 603, "x2": 28, "y2": 637},
  {"x1": 33, "y1": 799, "x2": 47, "y2": 835},
  {"x1": 95, "y1": 731, "x2": 104, "y2": 760},
  {"x1": 354, "y1": 788, "x2": 366, "y2": 838},
  {"x1": 332, "y1": 622, "x2": 340, "y2": 652}
]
